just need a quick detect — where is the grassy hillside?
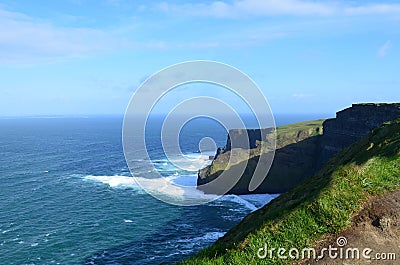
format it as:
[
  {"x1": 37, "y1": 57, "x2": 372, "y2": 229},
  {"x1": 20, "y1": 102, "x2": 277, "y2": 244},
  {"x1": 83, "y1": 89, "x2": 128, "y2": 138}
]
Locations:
[{"x1": 184, "y1": 117, "x2": 400, "y2": 264}]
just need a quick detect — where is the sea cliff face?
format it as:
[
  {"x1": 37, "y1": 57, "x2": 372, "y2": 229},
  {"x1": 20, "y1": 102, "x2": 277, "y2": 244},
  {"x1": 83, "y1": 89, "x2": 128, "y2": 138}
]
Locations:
[
  {"x1": 198, "y1": 120, "x2": 324, "y2": 194},
  {"x1": 197, "y1": 103, "x2": 400, "y2": 195},
  {"x1": 320, "y1": 103, "x2": 400, "y2": 165}
]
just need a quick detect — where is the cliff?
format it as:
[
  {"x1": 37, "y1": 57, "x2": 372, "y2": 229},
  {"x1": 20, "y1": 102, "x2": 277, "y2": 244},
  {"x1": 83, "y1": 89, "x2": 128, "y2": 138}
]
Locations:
[
  {"x1": 320, "y1": 103, "x2": 400, "y2": 164},
  {"x1": 184, "y1": 114, "x2": 400, "y2": 265},
  {"x1": 197, "y1": 103, "x2": 400, "y2": 195},
  {"x1": 198, "y1": 120, "x2": 324, "y2": 194},
  {"x1": 223, "y1": 128, "x2": 273, "y2": 152}
]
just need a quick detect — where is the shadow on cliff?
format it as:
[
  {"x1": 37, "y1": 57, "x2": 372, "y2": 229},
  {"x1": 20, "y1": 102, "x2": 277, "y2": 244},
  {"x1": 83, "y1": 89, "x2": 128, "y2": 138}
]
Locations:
[
  {"x1": 336, "y1": 120, "x2": 400, "y2": 167},
  {"x1": 199, "y1": 134, "x2": 324, "y2": 195}
]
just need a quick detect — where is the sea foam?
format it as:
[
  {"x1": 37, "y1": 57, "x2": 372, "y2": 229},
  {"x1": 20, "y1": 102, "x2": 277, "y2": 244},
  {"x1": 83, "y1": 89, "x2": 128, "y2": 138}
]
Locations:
[
  {"x1": 84, "y1": 174, "x2": 279, "y2": 210},
  {"x1": 83, "y1": 174, "x2": 219, "y2": 204}
]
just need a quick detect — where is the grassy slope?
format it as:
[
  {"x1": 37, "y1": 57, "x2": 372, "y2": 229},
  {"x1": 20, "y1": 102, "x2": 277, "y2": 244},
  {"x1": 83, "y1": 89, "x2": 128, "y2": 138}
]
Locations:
[{"x1": 182, "y1": 118, "x2": 400, "y2": 264}]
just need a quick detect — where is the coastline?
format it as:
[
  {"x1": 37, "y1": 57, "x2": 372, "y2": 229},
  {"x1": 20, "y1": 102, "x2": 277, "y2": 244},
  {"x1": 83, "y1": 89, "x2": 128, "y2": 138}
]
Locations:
[{"x1": 184, "y1": 103, "x2": 400, "y2": 264}]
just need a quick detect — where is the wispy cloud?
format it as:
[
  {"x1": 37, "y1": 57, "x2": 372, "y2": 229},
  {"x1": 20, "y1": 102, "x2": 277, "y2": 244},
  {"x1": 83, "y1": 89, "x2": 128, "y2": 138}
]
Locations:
[
  {"x1": 156, "y1": 0, "x2": 336, "y2": 17},
  {"x1": 344, "y1": 4, "x2": 400, "y2": 16},
  {"x1": 0, "y1": 7, "x2": 174, "y2": 64},
  {"x1": 291, "y1": 93, "x2": 316, "y2": 99},
  {"x1": 378, "y1": 40, "x2": 393, "y2": 58},
  {"x1": 156, "y1": 0, "x2": 400, "y2": 18},
  {"x1": 0, "y1": 6, "x2": 291, "y2": 64},
  {"x1": 2, "y1": 1, "x2": 399, "y2": 65},
  {"x1": 229, "y1": 0, "x2": 336, "y2": 16},
  {"x1": 0, "y1": 8, "x2": 120, "y2": 64}
]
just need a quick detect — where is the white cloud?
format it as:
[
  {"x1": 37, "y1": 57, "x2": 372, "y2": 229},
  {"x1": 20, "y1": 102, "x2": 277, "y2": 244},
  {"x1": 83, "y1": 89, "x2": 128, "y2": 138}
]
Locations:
[
  {"x1": 156, "y1": 0, "x2": 336, "y2": 17},
  {"x1": 292, "y1": 93, "x2": 316, "y2": 99},
  {"x1": 344, "y1": 4, "x2": 400, "y2": 16},
  {"x1": 156, "y1": 1, "x2": 232, "y2": 18},
  {"x1": 0, "y1": 8, "x2": 120, "y2": 64},
  {"x1": 0, "y1": 6, "x2": 286, "y2": 65},
  {"x1": 1, "y1": 5, "x2": 295, "y2": 65},
  {"x1": 234, "y1": 0, "x2": 336, "y2": 16},
  {"x1": 0, "y1": 7, "x2": 182, "y2": 64},
  {"x1": 377, "y1": 40, "x2": 393, "y2": 58},
  {"x1": 2, "y1": 1, "x2": 399, "y2": 65},
  {"x1": 156, "y1": 0, "x2": 400, "y2": 18}
]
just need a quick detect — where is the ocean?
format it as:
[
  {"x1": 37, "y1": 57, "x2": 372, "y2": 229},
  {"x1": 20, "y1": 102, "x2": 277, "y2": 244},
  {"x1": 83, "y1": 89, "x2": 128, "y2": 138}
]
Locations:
[{"x1": 0, "y1": 114, "x2": 327, "y2": 264}]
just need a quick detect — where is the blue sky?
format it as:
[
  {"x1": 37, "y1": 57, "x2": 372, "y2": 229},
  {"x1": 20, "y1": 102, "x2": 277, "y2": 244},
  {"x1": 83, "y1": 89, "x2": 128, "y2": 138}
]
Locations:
[{"x1": 0, "y1": 0, "x2": 399, "y2": 116}]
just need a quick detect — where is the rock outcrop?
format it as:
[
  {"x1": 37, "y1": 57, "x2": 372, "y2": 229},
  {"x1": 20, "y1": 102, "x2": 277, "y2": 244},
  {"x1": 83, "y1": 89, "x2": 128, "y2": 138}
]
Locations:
[
  {"x1": 320, "y1": 103, "x2": 400, "y2": 165},
  {"x1": 197, "y1": 103, "x2": 400, "y2": 195},
  {"x1": 224, "y1": 128, "x2": 273, "y2": 151}
]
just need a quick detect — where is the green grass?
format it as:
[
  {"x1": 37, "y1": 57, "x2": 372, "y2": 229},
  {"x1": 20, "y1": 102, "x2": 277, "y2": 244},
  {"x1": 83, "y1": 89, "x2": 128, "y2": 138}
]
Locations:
[
  {"x1": 275, "y1": 119, "x2": 325, "y2": 134},
  {"x1": 275, "y1": 119, "x2": 324, "y2": 149},
  {"x1": 182, "y1": 118, "x2": 400, "y2": 265}
]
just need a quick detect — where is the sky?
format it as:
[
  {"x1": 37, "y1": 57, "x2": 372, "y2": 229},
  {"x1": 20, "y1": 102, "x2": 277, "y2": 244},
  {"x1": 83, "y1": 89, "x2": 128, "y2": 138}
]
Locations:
[{"x1": 0, "y1": 0, "x2": 399, "y2": 117}]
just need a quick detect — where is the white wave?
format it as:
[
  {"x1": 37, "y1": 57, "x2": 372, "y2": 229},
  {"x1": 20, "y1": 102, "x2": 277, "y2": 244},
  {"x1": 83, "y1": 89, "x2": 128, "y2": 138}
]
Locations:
[
  {"x1": 85, "y1": 175, "x2": 137, "y2": 188},
  {"x1": 221, "y1": 214, "x2": 242, "y2": 221},
  {"x1": 176, "y1": 223, "x2": 192, "y2": 229},
  {"x1": 170, "y1": 175, "x2": 197, "y2": 187},
  {"x1": 163, "y1": 252, "x2": 181, "y2": 258},
  {"x1": 176, "y1": 231, "x2": 225, "y2": 250},
  {"x1": 219, "y1": 195, "x2": 258, "y2": 211},
  {"x1": 84, "y1": 175, "x2": 219, "y2": 205},
  {"x1": 165, "y1": 152, "x2": 214, "y2": 172},
  {"x1": 127, "y1": 152, "x2": 213, "y2": 175},
  {"x1": 197, "y1": 231, "x2": 225, "y2": 242},
  {"x1": 239, "y1": 193, "x2": 280, "y2": 208},
  {"x1": 124, "y1": 219, "x2": 133, "y2": 223},
  {"x1": 83, "y1": 174, "x2": 279, "y2": 208},
  {"x1": 218, "y1": 193, "x2": 281, "y2": 212}
]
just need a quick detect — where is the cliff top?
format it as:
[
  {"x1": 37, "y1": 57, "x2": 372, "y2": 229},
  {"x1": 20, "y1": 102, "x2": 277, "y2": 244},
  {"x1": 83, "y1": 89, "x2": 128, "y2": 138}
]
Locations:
[
  {"x1": 351, "y1": 102, "x2": 400, "y2": 107},
  {"x1": 336, "y1": 102, "x2": 400, "y2": 115}
]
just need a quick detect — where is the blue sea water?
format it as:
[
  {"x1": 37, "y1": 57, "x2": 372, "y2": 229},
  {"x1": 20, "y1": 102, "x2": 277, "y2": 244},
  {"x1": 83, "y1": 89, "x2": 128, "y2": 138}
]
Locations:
[{"x1": 0, "y1": 114, "x2": 327, "y2": 264}]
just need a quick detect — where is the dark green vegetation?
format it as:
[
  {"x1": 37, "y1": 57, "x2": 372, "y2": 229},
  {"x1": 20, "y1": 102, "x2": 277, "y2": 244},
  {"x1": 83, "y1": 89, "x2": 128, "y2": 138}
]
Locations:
[{"x1": 184, "y1": 118, "x2": 400, "y2": 264}]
